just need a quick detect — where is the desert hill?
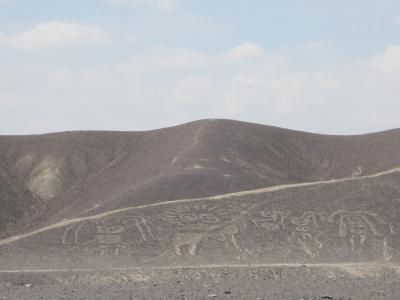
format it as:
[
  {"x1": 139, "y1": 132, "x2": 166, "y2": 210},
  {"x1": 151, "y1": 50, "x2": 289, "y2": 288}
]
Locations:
[
  {"x1": 1, "y1": 119, "x2": 400, "y2": 237},
  {"x1": 1, "y1": 119, "x2": 400, "y2": 299}
]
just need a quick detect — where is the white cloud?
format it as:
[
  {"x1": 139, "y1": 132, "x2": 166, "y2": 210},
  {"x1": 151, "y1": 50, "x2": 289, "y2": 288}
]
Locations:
[
  {"x1": 126, "y1": 48, "x2": 214, "y2": 71},
  {"x1": 0, "y1": 43, "x2": 399, "y2": 135},
  {"x1": 225, "y1": 43, "x2": 264, "y2": 62},
  {"x1": 105, "y1": 0, "x2": 177, "y2": 12},
  {"x1": 0, "y1": 22, "x2": 111, "y2": 51},
  {"x1": 370, "y1": 46, "x2": 400, "y2": 72}
]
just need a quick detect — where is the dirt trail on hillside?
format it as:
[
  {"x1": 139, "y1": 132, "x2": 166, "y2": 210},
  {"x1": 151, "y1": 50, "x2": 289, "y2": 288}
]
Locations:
[{"x1": 1, "y1": 166, "x2": 399, "y2": 247}]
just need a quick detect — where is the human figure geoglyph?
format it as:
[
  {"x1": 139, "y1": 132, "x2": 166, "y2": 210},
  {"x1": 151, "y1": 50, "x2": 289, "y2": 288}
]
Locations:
[
  {"x1": 289, "y1": 212, "x2": 324, "y2": 258},
  {"x1": 61, "y1": 215, "x2": 156, "y2": 256},
  {"x1": 329, "y1": 210, "x2": 393, "y2": 259}
]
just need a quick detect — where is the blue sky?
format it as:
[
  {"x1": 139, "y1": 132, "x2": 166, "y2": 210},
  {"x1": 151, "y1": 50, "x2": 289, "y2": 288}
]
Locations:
[{"x1": 0, "y1": 0, "x2": 400, "y2": 134}]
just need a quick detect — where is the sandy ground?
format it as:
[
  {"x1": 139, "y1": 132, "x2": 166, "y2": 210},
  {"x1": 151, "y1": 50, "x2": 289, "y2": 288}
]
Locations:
[{"x1": 0, "y1": 265, "x2": 398, "y2": 299}]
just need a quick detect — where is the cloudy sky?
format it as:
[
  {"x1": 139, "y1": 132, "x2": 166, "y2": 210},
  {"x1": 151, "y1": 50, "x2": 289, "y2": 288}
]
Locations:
[{"x1": 1, "y1": 0, "x2": 399, "y2": 135}]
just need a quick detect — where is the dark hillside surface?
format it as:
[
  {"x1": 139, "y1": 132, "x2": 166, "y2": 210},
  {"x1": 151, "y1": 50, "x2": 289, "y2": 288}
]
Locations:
[
  {"x1": 1, "y1": 119, "x2": 400, "y2": 299},
  {"x1": 0, "y1": 119, "x2": 399, "y2": 236}
]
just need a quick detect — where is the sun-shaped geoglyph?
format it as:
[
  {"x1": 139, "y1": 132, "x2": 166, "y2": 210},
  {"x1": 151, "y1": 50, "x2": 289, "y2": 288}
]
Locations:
[{"x1": 163, "y1": 204, "x2": 232, "y2": 228}]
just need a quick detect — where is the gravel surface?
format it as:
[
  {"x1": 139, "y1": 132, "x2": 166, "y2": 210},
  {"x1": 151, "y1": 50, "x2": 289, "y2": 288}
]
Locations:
[{"x1": 0, "y1": 266, "x2": 398, "y2": 299}]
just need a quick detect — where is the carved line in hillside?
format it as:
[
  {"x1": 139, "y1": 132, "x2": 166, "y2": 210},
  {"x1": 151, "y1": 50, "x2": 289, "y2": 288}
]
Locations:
[
  {"x1": 170, "y1": 119, "x2": 215, "y2": 167},
  {"x1": 91, "y1": 145, "x2": 131, "y2": 178},
  {"x1": 135, "y1": 182, "x2": 395, "y2": 264},
  {"x1": 62, "y1": 216, "x2": 157, "y2": 257},
  {"x1": 161, "y1": 204, "x2": 244, "y2": 256},
  {"x1": 144, "y1": 205, "x2": 392, "y2": 261},
  {"x1": 0, "y1": 166, "x2": 399, "y2": 247},
  {"x1": 59, "y1": 204, "x2": 394, "y2": 261},
  {"x1": 1, "y1": 262, "x2": 400, "y2": 274}
]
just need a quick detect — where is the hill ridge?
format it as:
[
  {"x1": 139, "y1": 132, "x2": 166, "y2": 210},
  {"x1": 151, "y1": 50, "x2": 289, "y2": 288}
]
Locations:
[{"x1": 1, "y1": 118, "x2": 399, "y2": 137}]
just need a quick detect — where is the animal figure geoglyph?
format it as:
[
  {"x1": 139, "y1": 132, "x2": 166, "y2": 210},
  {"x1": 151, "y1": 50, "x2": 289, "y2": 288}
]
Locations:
[{"x1": 163, "y1": 204, "x2": 242, "y2": 256}]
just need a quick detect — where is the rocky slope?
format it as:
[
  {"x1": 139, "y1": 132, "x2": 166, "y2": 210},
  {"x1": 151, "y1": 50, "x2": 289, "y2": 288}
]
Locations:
[{"x1": 1, "y1": 119, "x2": 399, "y2": 236}]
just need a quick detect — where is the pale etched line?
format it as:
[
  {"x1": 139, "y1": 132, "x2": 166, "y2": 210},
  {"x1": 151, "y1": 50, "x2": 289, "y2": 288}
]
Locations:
[
  {"x1": 69, "y1": 239, "x2": 96, "y2": 250},
  {"x1": 142, "y1": 217, "x2": 156, "y2": 240},
  {"x1": 67, "y1": 145, "x2": 132, "y2": 197},
  {"x1": 74, "y1": 222, "x2": 89, "y2": 244},
  {"x1": 139, "y1": 187, "x2": 315, "y2": 264},
  {"x1": 170, "y1": 156, "x2": 178, "y2": 166},
  {"x1": 383, "y1": 240, "x2": 392, "y2": 262},
  {"x1": 135, "y1": 220, "x2": 148, "y2": 242},
  {"x1": 77, "y1": 204, "x2": 100, "y2": 217},
  {"x1": 91, "y1": 146, "x2": 131, "y2": 178},
  {"x1": 0, "y1": 167, "x2": 399, "y2": 247},
  {"x1": 61, "y1": 224, "x2": 75, "y2": 245},
  {"x1": 0, "y1": 268, "x2": 95, "y2": 273},
  {"x1": 0, "y1": 262, "x2": 399, "y2": 273},
  {"x1": 193, "y1": 119, "x2": 215, "y2": 145},
  {"x1": 170, "y1": 119, "x2": 214, "y2": 166}
]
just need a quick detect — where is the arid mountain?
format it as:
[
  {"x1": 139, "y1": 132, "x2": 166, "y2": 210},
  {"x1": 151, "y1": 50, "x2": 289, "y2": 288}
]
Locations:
[
  {"x1": 1, "y1": 119, "x2": 400, "y2": 236},
  {"x1": 1, "y1": 119, "x2": 400, "y2": 299}
]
